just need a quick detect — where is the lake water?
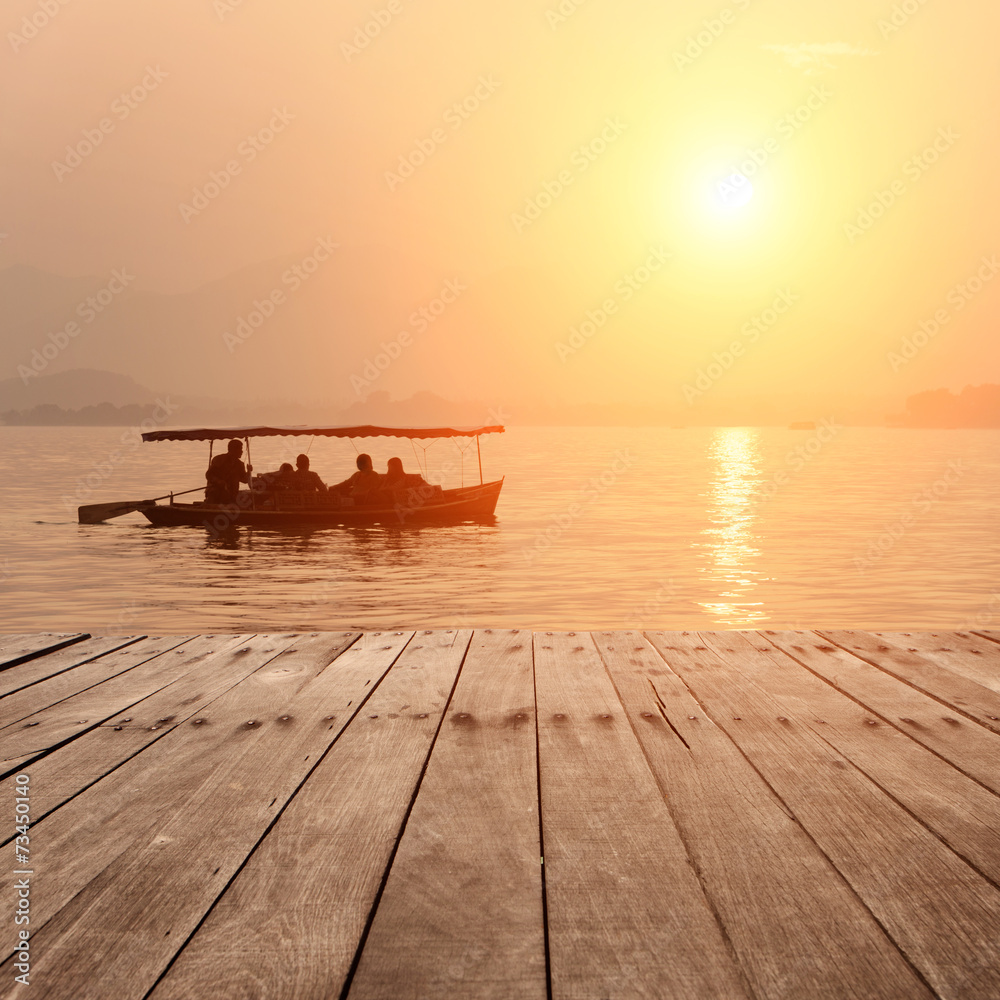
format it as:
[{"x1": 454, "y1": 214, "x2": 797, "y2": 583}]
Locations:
[{"x1": 0, "y1": 425, "x2": 997, "y2": 633}]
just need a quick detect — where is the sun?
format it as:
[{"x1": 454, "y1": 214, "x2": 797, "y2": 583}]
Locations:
[
  {"x1": 674, "y1": 144, "x2": 766, "y2": 231},
  {"x1": 712, "y1": 171, "x2": 754, "y2": 210},
  {"x1": 651, "y1": 134, "x2": 786, "y2": 257}
]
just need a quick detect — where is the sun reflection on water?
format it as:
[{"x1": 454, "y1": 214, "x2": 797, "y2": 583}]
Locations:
[{"x1": 696, "y1": 427, "x2": 766, "y2": 626}]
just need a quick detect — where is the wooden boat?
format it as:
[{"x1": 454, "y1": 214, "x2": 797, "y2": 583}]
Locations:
[
  {"x1": 142, "y1": 479, "x2": 504, "y2": 529},
  {"x1": 79, "y1": 424, "x2": 504, "y2": 528}
]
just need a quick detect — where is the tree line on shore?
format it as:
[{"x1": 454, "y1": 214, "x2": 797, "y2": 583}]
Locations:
[
  {"x1": 889, "y1": 384, "x2": 1000, "y2": 428},
  {"x1": 2, "y1": 384, "x2": 998, "y2": 428}
]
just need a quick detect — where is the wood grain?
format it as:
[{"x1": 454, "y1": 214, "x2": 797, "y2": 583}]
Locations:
[
  {"x1": 535, "y1": 631, "x2": 750, "y2": 1000},
  {"x1": 0, "y1": 633, "x2": 294, "y2": 822},
  {"x1": 0, "y1": 636, "x2": 190, "y2": 736},
  {"x1": 0, "y1": 637, "x2": 197, "y2": 763},
  {"x1": 0, "y1": 634, "x2": 304, "y2": 966},
  {"x1": 717, "y1": 630, "x2": 1000, "y2": 889},
  {"x1": 0, "y1": 634, "x2": 89, "y2": 670},
  {"x1": 1, "y1": 631, "x2": 411, "y2": 1000},
  {"x1": 821, "y1": 628, "x2": 1000, "y2": 734},
  {"x1": 349, "y1": 629, "x2": 545, "y2": 1000},
  {"x1": 0, "y1": 636, "x2": 141, "y2": 698},
  {"x1": 870, "y1": 630, "x2": 1000, "y2": 695},
  {"x1": 148, "y1": 630, "x2": 467, "y2": 1000},
  {"x1": 597, "y1": 630, "x2": 933, "y2": 1000},
  {"x1": 766, "y1": 630, "x2": 1000, "y2": 796},
  {"x1": 647, "y1": 630, "x2": 1000, "y2": 1000},
  {"x1": 2, "y1": 628, "x2": 999, "y2": 1000}
]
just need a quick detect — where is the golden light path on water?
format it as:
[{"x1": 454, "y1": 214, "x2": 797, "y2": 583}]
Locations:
[{"x1": 696, "y1": 427, "x2": 767, "y2": 627}]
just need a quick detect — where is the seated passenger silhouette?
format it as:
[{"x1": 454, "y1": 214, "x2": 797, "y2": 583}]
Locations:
[
  {"x1": 260, "y1": 462, "x2": 296, "y2": 491},
  {"x1": 205, "y1": 439, "x2": 252, "y2": 504},
  {"x1": 383, "y1": 456, "x2": 429, "y2": 489},
  {"x1": 330, "y1": 453, "x2": 383, "y2": 498},
  {"x1": 291, "y1": 453, "x2": 325, "y2": 491}
]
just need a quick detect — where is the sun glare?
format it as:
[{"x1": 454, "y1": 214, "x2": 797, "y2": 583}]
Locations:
[
  {"x1": 667, "y1": 141, "x2": 772, "y2": 240},
  {"x1": 712, "y1": 172, "x2": 754, "y2": 210}
]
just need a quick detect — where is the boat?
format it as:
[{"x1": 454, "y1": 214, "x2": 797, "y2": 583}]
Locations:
[{"x1": 78, "y1": 424, "x2": 504, "y2": 528}]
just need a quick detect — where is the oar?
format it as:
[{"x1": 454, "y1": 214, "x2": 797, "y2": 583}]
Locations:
[{"x1": 77, "y1": 487, "x2": 205, "y2": 524}]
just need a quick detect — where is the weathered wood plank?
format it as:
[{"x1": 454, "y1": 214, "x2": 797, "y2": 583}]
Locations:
[
  {"x1": 3, "y1": 627, "x2": 999, "y2": 999},
  {"x1": 0, "y1": 636, "x2": 142, "y2": 698},
  {"x1": 0, "y1": 636, "x2": 189, "y2": 734},
  {"x1": 534, "y1": 631, "x2": 751, "y2": 1000},
  {"x1": 0, "y1": 637, "x2": 200, "y2": 764},
  {"x1": 148, "y1": 630, "x2": 469, "y2": 1000},
  {"x1": 2, "y1": 631, "x2": 413, "y2": 999},
  {"x1": 0, "y1": 633, "x2": 89, "y2": 670},
  {"x1": 0, "y1": 634, "x2": 41, "y2": 659},
  {"x1": 0, "y1": 634, "x2": 307, "y2": 822},
  {"x1": 646, "y1": 631, "x2": 1000, "y2": 1000},
  {"x1": 348, "y1": 628, "x2": 545, "y2": 1000},
  {"x1": 870, "y1": 630, "x2": 1000, "y2": 695},
  {"x1": 821, "y1": 629, "x2": 1000, "y2": 734},
  {"x1": 0, "y1": 634, "x2": 307, "y2": 965},
  {"x1": 596, "y1": 630, "x2": 934, "y2": 1000},
  {"x1": 762, "y1": 630, "x2": 1000, "y2": 796},
  {"x1": 716, "y1": 631, "x2": 1000, "y2": 892}
]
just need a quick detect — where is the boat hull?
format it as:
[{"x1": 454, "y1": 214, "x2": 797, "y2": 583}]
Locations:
[{"x1": 139, "y1": 479, "x2": 503, "y2": 529}]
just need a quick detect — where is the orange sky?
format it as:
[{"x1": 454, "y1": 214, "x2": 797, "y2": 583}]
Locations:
[{"x1": 2, "y1": 0, "x2": 998, "y2": 409}]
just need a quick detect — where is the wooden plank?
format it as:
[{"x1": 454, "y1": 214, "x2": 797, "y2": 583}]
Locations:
[
  {"x1": 596, "y1": 630, "x2": 934, "y2": 1000},
  {"x1": 821, "y1": 629, "x2": 1000, "y2": 735},
  {"x1": 646, "y1": 630, "x2": 1000, "y2": 1000},
  {"x1": 1, "y1": 753, "x2": 33, "y2": 772},
  {"x1": 0, "y1": 633, "x2": 309, "y2": 965},
  {"x1": 0, "y1": 636, "x2": 197, "y2": 764},
  {"x1": 0, "y1": 634, "x2": 277, "y2": 821},
  {"x1": 148, "y1": 630, "x2": 470, "y2": 1000},
  {"x1": 714, "y1": 631, "x2": 1000, "y2": 893},
  {"x1": 0, "y1": 636, "x2": 189, "y2": 732},
  {"x1": 869, "y1": 630, "x2": 1000, "y2": 695},
  {"x1": 762, "y1": 630, "x2": 1000, "y2": 796},
  {"x1": 9, "y1": 630, "x2": 415, "y2": 1000},
  {"x1": 972, "y1": 629, "x2": 1000, "y2": 646},
  {"x1": 534, "y1": 631, "x2": 751, "y2": 1000},
  {"x1": 0, "y1": 634, "x2": 40, "y2": 660},
  {"x1": 0, "y1": 633, "x2": 89, "y2": 670},
  {"x1": 0, "y1": 636, "x2": 143, "y2": 698},
  {"x1": 348, "y1": 629, "x2": 545, "y2": 1000}
]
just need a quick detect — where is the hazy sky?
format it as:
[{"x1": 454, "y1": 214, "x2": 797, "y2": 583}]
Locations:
[{"x1": 2, "y1": 0, "x2": 998, "y2": 407}]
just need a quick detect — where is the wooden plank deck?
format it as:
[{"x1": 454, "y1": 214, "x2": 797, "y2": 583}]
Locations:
[{"x1": 1, "y1": 629, "x2": 998, "y2": 999}]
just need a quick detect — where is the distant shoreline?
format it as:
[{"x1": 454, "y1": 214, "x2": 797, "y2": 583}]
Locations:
[
  {"x1": 3, "y1": 414, "x2": 999, "y2": 430},
  {"x1": 4, "y1": 380, "x2": 1000, "y2": 431}
]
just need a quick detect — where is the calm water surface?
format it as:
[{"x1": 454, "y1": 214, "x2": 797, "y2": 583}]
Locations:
[{"x1": 1, "y1": 425, "x2": 997, "y2": 633}]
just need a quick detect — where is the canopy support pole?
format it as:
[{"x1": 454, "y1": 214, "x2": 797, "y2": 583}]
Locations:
[
  {"x1": 245, "y1": 436, "x2": 255, "y2": 511},
  {"x1": 476, "y1": 434, "x2": 483, "y2": 485}
]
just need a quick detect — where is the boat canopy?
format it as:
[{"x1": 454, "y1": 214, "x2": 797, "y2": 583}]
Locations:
[{"x1": 142, "y1": 424, "x2": 504, "y2": 443}]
